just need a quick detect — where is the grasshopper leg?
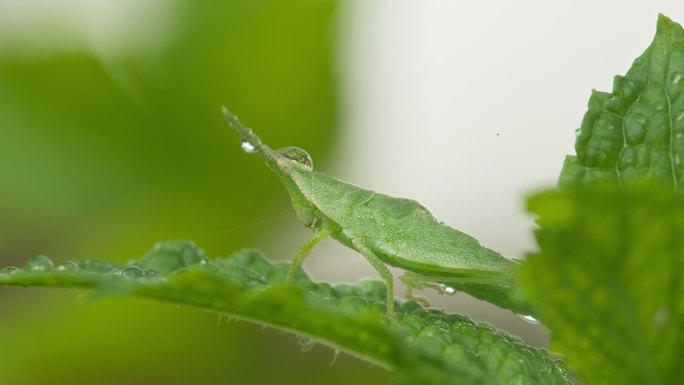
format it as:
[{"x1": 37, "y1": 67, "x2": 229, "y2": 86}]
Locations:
[
  {"x1": 350, "y1": 239, "x2": 395, "y2": 319},
  {"x1": 404, "y1": 285, "x2": 431, "y2": 307},
  {"x1": 286, "y1": 228, "x2": 331, "y2": 283}
]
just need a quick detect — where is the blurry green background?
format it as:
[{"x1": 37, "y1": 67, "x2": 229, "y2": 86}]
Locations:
[{"x1": 0, "y1": 1, "x2": 387, "y2": 384}]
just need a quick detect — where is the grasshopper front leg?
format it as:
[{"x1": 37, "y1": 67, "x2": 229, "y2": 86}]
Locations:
[{"x1": 286, "y1": 228, "x2": 332, "y2": 283}]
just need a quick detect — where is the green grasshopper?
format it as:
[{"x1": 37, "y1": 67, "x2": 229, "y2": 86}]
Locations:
[{"x1": 223, "y1": 107, "x2": 533, "y2": 319}]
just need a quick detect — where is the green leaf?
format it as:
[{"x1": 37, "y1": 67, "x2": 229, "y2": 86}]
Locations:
[
  {"x1": 0, "y1": 240, "x2": 571, "y2": 385},
  {"x1": 521, "y1": 183, "x2": 684, "y2": 384},
  {"x1": 560, "y1": 14, "x2": 684, "y2": 189}
]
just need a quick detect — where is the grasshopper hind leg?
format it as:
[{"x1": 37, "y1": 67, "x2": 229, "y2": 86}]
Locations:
[
  {"x1": 403, "y1": 284, "x2": 432, "y2": 307},
  {"x1": 349, "y1": 239, "x2": 395, "y2": 319}
]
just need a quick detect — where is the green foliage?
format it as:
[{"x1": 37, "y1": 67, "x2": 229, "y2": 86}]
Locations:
[
  {"x1": 0, "y1": 2, "x2": 342, "y2": 384},
  {"x1": 522, "y1": 184, "x2": 684, "y2": 385},
  {"x1": 560, "y1": 15, "x2": 684, "y2": 189},
  {"x1": 3, "y1": 8, "x2": 684, "y2": 385},
  {"x1": 521, "y1": 14, "x2": 684, "y2": 385},
  {"x1": 0, "y1": 241, "x2": 570, "y2": 385}
]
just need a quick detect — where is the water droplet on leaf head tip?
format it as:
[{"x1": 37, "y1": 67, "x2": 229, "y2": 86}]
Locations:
[
  {"x1": 277, "y1": 147, "x2": 313, "y2": 171},
  {"x1": 240, "y1": 139, "x2": 257, "y2": 153}
]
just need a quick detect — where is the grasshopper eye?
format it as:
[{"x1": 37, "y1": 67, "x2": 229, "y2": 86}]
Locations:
[{"x1": 277, "y1": 147, "x2": 313, "y2": 171}]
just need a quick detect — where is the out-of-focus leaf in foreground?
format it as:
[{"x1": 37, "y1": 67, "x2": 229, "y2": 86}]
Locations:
[
  {"x1": 560, "y1": 15, "x2": 684, "y2": 189},
  {"x1": 0, "y1": 241, "x2": 571, "y2": 385},
  {"x1": 521, "y1": 183, "x2": 684, "y2": 384}
]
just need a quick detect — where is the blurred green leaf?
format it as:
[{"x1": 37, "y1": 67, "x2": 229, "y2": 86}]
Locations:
[
  {"x1": 560, "y1": 15, "x2": 684, "y2": 189},
  {"x1": 521, "y1": 184, "x2": 684, "y2": 384},
  {"x1": 0, "y1": 0, "x2": 338, "y2": 261},
  {"x1": 0, "y1": 2, "x2": 342, "y2": 384},
  {"x1": 1, "y1": 240, "x2": 572, "y2": 385}
]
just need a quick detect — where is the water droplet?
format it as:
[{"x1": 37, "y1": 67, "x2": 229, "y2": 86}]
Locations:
[
  {"x1": 80, "y1": 260, "x2": 120, "y2": 274},
  {"x1": 575, "y1": 128, "x2": 582, "y2": 137},
  {"x1": 675, "y1": 154, "x2": 681, "y2": 165},
  {"x1": 0, "y1": 266, "x2": 20, "y2": 275},
  {"x1": 240, "y1": 139, "x2": 257, "y2": 153},
  {"x1": 57, "y1": 261, "x2": 80, "y2": 271},
  {"x1": 438, "y1": 284, "x2": 457, "y2": 295},
  {"x1": 655, "y1": 104, "x2": 665, "y2": 111},
  {"x1": 671, "y1": 72, "x2": 682, "y2": 84},
  {"x1": 517, "y1": 314, "x2": 541, "y2": 325},
  {"x1": 123, "y1": 266, "x2": 144, "y2": 278},
  {"x1": 677, "y1": 133, "x2": 683, "y2": 139},
  {"x1": 26, "y1": 255, "x2": 54, "y2": 271},
  {"x1": 677, "y1": 112, "x2": 684, "y2": 121},
  {"x1": 633, "y1": 114, "x2": 647, "y2": 125},
  {"x1": 106, "y1": 268, "x2": 124, "y2": 277},
  {"x1": 277, "y1": 147, "x2": 313, "y2": 171}
]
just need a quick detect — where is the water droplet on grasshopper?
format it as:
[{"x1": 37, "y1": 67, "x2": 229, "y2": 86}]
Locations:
[
  {"x1": 240, "y1": 139, "x2": 257, "y2": 153},
  {"x1": 517, "y1": 314, "x2": 541, "y2": 325},
  {"x1": 439, "y1": 284, "x2": 457, "y2": 295},
  {"x1": 277, "y1": 147, "x2": 313, "y2": 170}
]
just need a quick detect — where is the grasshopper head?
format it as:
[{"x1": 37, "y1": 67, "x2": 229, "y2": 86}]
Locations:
[{"x1": 223, "y1": 106, "x2": 318, "y2": 226}]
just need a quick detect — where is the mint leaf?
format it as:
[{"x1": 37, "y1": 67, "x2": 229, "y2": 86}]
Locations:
[
  {"x1": 521, "y1": 184, "x2": 684, "y2": 384},
  {"x1": 560, "y1": 15, "x2": 684, "y2": 189},
  {"x1": 0, "y1": 240, "x2": 571, "y2": 385}
]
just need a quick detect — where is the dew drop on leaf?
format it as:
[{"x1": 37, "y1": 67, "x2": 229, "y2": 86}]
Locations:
[
  {"x1": 57, "y1": 261, "x2": 81, "y2": 271},
  {"x1": 0, "y1": 266, "x2": 20, "y2": 275},
  {"x1": 123, "y1": 266, "x2": 145, "y2": 278},
  {"x1": 26, "y1": 255, "x2": 54, "y2": 271},
  {"x1": 277, "y1": 147, "x2": 313, "y2": 171},
  {"x1": 240, "y1": 139, "x2": 257, "y2": 153},
  {"x1": 671, "y1": 72, "x2": 682, "y2": 84}
]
